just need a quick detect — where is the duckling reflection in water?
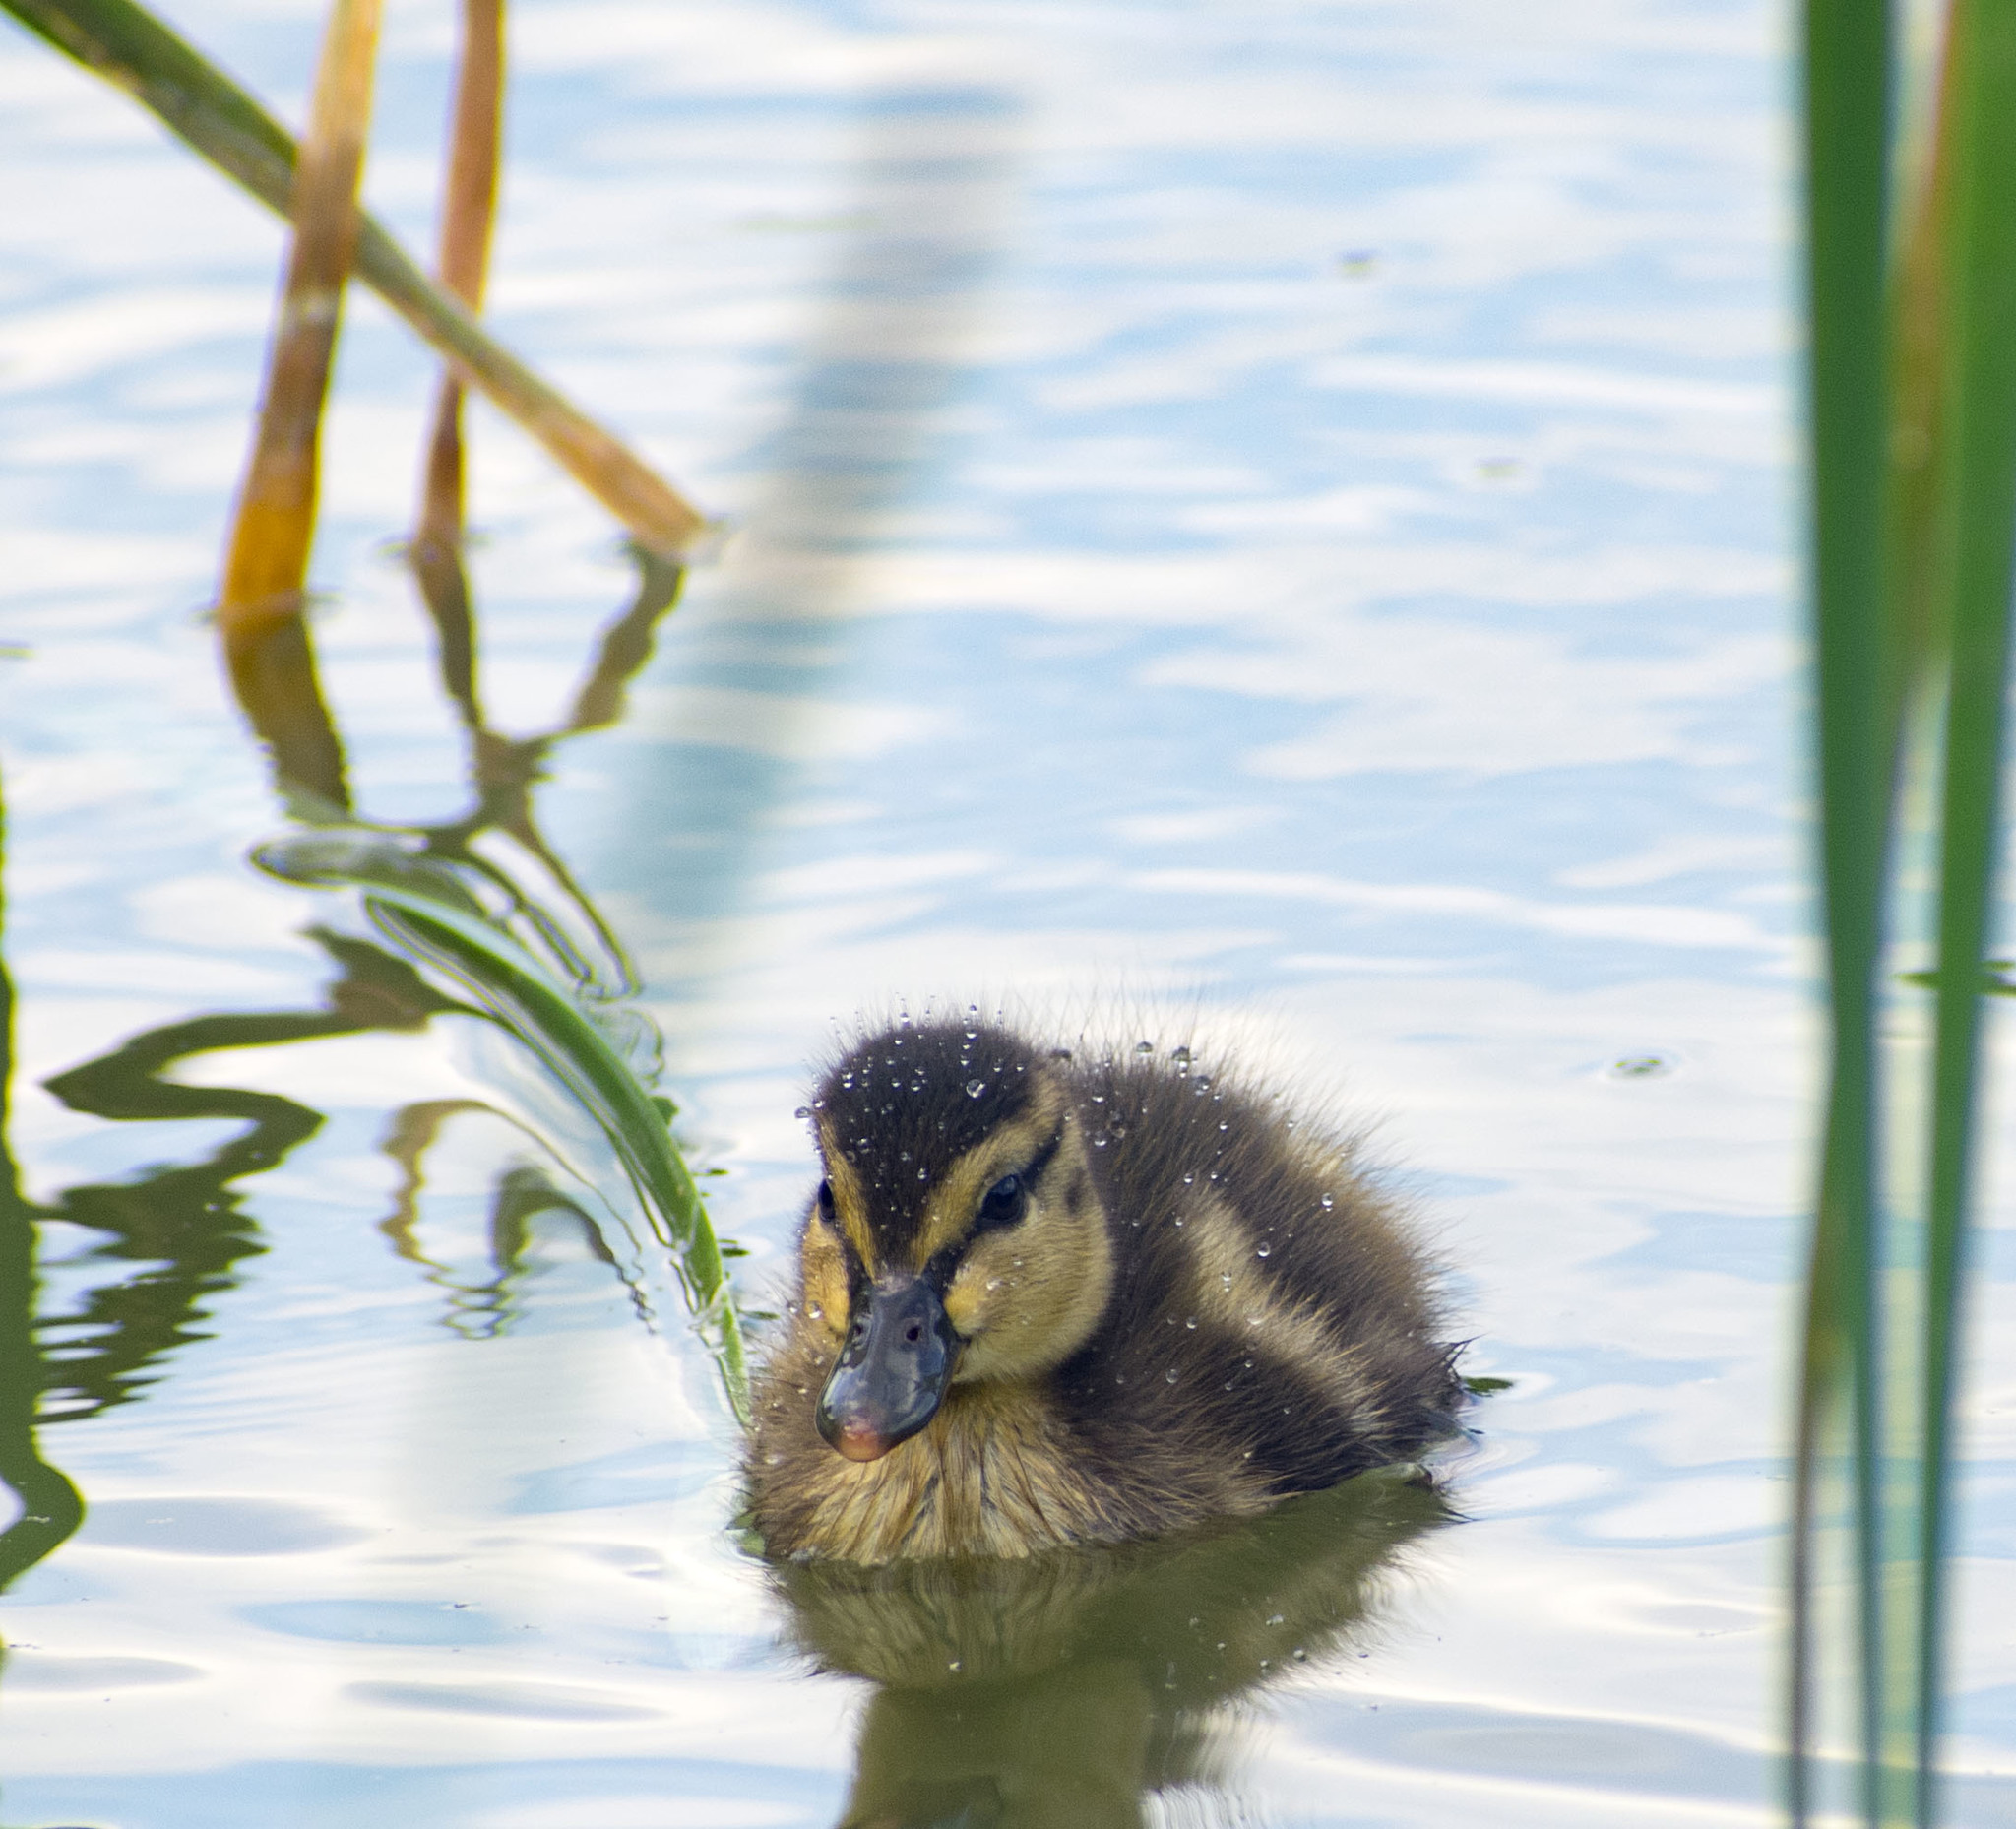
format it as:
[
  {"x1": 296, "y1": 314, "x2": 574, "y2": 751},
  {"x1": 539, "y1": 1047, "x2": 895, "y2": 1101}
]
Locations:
[
  {"x1": 744, "y1": 1018, "x2": 1461, "y2": 1564},
  {"x1": 774, "y1": 1463, "x2": 1448, "y2": 1829}
]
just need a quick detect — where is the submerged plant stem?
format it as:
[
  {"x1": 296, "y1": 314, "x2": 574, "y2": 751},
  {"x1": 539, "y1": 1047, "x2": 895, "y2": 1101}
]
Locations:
[
  {"x1": 214, "y1": 0, "x2": 383, "y2": 809},
  {"x1": 217, "y1": 0, "x2": 378, "y2": 638},
  {"x1": 408, "y1": 0, "x2": 504, "y2": 722}
]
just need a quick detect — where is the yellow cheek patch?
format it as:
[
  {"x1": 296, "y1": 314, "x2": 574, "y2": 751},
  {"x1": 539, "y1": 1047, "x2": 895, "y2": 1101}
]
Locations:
[
  {"x1": 942, "y1": 1229, "x2": 1025, "y2": 1341},
  {"x1": 942, "y1": 1269, "x2": 986, "y2": 1336},
  {"x1": 800, "y1": 1210, "x2": 850, "y2": 1342},
  {"x1": 942, "y1": 1165, "x2": 1113, "y2": 1383},
  {"x1": 814, "y1": 1120, "x2": 879, "y2": 1269}
]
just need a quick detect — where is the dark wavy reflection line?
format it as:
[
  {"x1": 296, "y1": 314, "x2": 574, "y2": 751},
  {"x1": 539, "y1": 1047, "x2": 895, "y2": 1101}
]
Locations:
[
  {"x1": 0, "y1": 927, "x2": 460, "y2": 1586},
  {"x1": 225, "y1": 611, "x2": 351, "y2": 816},
  {"x1": 31, "y1": 931, "x2": 463, "y2": 1426},
  {"x1": 379, "y1": 1099, "x2": 623, "y2": 1338},
  {"x1": 400, "y1": 547, "x2": 687, "y2": 1007},
  {"x1": 560, "y1": 546, "x2": 688, "y2": 738},
  {"x1": 0, "y1": 940, "x2": 85, "y2": 1594}
]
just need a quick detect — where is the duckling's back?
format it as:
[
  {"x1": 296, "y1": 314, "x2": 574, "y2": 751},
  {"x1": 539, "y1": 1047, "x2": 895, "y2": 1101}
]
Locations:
[{"x1": 1051, "y1": 1048, "x2": 1458, "y2": 1513}]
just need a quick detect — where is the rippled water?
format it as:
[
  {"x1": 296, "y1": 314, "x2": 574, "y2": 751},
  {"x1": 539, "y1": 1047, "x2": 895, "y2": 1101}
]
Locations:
[{"x1": 4, "y1": 0, "x2": 2015, "y2": 1823}]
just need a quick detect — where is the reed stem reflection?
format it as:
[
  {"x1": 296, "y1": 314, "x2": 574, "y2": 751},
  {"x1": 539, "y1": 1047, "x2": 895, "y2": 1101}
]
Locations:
[
  {"x1": 0, "y1": 914, "x2": 474, "y2": 1599},
  {"x1": 0, "y1": 785, "x2": 85, "y2": 1595},
  {"x1": 0, "y1": 818, "x2": 403, "y2": 1585}
]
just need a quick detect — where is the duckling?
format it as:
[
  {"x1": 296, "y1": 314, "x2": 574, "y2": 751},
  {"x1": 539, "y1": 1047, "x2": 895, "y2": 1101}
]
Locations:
[{"x1": 743, "y1": 1017, "x2": 1460, "y2": 1563}]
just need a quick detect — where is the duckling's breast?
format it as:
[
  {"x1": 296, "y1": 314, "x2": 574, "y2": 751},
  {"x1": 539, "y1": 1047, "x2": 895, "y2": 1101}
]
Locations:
[{"x1": 748, "y1": 1356, "x2": 1164, "y2": 1562}]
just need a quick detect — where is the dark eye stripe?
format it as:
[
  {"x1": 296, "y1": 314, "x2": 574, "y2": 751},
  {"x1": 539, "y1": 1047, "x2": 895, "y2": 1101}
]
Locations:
[
  {"x1": 1022, "y1": 1125, "x2": 1064, "y2": 1187},
  {"x1": 922, "y1": 1126, "x2": 1068, "y2": 1289}
]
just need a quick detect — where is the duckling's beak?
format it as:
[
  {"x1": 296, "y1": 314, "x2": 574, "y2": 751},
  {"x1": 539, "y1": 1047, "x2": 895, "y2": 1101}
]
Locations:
[{"x1": 815, "y1": 1275, "x2": 960, "y2": 1462}]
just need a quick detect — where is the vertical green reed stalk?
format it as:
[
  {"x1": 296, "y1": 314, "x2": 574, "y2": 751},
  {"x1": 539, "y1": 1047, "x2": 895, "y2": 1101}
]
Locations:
[
  {"x1": 1796, "y1": 3, "x2": 2016, "y2": 1824},
  {"x1": 1913, "y1": 3, "x2": 2016, "y2": 1819},
  {"x1": 1795, "y1": 0, "x2": 1892, "y2": 1804}
]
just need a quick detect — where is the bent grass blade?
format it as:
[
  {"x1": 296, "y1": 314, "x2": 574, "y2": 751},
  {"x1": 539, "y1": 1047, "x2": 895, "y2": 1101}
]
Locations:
[
  {"x1": 1, "y1": 0, "x2": 712, "y2": 557},
  {"x1": 256, "y1": 833, "x2": 751, "y2": 1425}
]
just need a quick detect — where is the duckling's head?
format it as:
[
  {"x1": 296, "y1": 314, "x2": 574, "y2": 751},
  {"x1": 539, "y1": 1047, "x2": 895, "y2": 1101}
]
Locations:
[{"x1": 799, "y1": 1020, "x2": 1113, "y2": 1463}]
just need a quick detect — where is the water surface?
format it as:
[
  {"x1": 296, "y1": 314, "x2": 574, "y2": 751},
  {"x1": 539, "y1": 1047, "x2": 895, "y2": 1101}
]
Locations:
[{"x1": 3, "y1": 0, "x2": 2015, "y2": 1824}]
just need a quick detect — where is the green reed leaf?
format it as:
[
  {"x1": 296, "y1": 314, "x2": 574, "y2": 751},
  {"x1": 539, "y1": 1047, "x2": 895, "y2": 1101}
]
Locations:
[
  {"x1": 1798, "y1": 3, "x2": 2016, "y2": 1822},
  {"x1": 256, "y1": 831, "x2": 751, "y2": 1425},
  {"x1": 1915, "y1": 2, "x2": 2016, "y2": 1816},
  {"x1": 1796, "y1": 0, "x2": 1897, "y2": 1814}
]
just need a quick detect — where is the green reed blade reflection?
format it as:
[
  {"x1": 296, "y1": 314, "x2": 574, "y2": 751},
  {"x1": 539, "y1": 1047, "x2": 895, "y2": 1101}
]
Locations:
[
  {"x1": 35, "y1": 930, "x2": 463, "y2": 1428},
  {"x1": 410, "y1": 547, "x2": 690, "y2": 1007},
  {"x1": 0, "y1": 0, "x2": 711, "y2": 556},
  {"x1": 382, "y1": 1115, "x2": 613, "y2": 1341}
]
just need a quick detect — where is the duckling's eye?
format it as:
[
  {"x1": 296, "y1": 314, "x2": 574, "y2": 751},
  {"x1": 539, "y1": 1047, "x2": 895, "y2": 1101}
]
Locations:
[
  {"x1": 976, "y1": 1172, "x2": 1027, "y2": 1233},
  {"x1": 816, "y1": 1180, "x2": 836, "y2": 1223}
]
